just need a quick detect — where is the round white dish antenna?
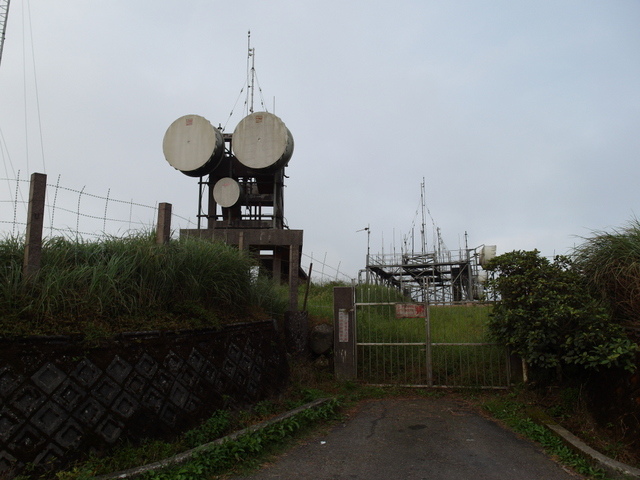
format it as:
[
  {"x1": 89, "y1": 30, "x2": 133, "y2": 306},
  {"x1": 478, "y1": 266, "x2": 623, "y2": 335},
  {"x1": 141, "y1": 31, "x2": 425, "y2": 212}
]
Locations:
[
  {"x1": 232, "y1": 112, "x2": 293, "y2": 170},
  {"x1": 213, "y1": 177, "x2": 241, "y2": 207},
  {"x1": 162, "y1": 114, "x2": 224, "y2": 177}
]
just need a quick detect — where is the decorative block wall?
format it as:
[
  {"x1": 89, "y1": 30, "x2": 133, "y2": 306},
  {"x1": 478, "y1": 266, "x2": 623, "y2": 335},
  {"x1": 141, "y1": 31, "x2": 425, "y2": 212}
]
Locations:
[{"x1": 0, "y1": 320, "x2": 289, "y2": 477}]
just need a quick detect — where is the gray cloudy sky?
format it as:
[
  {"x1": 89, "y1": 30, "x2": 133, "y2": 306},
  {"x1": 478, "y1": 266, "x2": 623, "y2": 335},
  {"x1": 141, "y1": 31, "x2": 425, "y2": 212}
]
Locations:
[{"x1": 1, "y1": 1, "x2": 639, "y2": 279}]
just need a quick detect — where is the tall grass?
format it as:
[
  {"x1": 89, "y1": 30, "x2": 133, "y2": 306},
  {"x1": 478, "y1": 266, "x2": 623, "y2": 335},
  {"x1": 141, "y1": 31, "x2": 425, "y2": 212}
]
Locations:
[
  {"x1": 574, "y1": 218, "x2": 640, "y2": 326},
  {"x1": 0, "y1": 233, "x2": 288, "y2": 336},
  {"x1": 301, "y1": 281, "x2": 349, "y2": 325}
]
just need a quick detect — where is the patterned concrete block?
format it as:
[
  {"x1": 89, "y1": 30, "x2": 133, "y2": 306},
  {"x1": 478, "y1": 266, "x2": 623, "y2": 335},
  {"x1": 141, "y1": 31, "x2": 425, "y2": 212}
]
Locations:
[{"x1": 0, "y1": 321, "x2": 289, "y2": 477}]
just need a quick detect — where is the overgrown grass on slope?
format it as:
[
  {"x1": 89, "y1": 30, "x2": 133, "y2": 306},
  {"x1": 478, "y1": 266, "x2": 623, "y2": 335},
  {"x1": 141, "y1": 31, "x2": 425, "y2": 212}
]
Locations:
[
  {"x1": 0, "y1": 233, "x2": 288, "y2": 337},
  {"x1": 574, "y1": 218, "x2": 640, "y2": 326},
  {"x1": 302, "y1": 281, "x2": 348, "y2": 325}
]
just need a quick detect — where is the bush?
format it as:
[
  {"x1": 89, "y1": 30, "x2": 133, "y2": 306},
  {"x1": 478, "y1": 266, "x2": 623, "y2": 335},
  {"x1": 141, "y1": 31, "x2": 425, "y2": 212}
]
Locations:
[{"x1": 485, "y1": 250, "x2": 637, "y2": 377}]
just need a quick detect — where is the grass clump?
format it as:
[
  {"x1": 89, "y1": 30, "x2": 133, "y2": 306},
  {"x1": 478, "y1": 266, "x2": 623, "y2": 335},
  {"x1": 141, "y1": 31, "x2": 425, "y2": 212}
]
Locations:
[
  {"x1": 0, "y1": 233, "x2": 288, "y2": 337},
  {"x1": 574, "y1": 218, "x2": 640, "y2": 326},
  {"x1": 301, "y1": 281, "x2": 349, "y2": 325}
]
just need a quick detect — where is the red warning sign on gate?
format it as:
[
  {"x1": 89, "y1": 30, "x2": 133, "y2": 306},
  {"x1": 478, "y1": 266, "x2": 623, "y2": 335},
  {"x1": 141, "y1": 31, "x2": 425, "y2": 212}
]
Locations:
[{"x1": 395, "y1": 303, "x2": 426, "y2": 318}]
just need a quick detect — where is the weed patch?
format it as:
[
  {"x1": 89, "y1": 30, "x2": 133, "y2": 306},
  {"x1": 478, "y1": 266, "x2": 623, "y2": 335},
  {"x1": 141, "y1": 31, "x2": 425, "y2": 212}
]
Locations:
[{"x1": 482, "y1": 393, "x2": 611, "y2": 479}]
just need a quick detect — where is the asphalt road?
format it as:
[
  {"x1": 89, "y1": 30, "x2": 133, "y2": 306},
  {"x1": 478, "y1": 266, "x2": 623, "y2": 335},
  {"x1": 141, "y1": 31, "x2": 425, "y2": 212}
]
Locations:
[{"x1": 229, "y1": 397, "x2": 582, "y2": 480}]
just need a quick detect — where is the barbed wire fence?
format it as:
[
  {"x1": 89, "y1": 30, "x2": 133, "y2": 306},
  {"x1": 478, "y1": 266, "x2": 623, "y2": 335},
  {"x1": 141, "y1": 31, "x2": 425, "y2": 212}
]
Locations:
[
  {"x1": 1, "y1": 172, "x2": 196, "y2": 240},
  {"x1": 300, "y1": 252, "x2": 355, "y2": 284},
  {"x1": 1, "y1": 172, "x2": 354, "y2": 283}
]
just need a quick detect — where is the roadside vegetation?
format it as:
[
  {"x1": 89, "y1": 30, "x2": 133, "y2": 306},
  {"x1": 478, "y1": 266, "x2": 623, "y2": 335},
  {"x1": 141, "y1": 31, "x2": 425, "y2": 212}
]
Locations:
[
  {"x1": 485, "y1": 250, "x2": 637, "y2": 378},
  {"x1": 52, "y1": 383, "x2": 341, "y2": 480},
  {"x1": 48, "y1": 371, "x2": 621, "y2": 480},
  {"x1": 481, "y1": 390, "x2": 613, "y2": 479},
  {"x1": 483, "y1": 219, "x2": 640, "y2": 469},
  {"x1": 4, "y1": 220, "x2": 640, "y2": 477}
]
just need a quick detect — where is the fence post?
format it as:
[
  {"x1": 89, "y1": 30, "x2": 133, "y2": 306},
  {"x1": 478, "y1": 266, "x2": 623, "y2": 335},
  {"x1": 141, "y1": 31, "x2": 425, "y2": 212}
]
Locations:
[
  {"x1": 333, "y1": 286, "x2": 357, "y2": 380},
  {"x1": 156, "y1": 202, "x2": 172, "y2": 245},
  {"x1": 23, "y1": 173, "x2": 47, "y2": 278}
]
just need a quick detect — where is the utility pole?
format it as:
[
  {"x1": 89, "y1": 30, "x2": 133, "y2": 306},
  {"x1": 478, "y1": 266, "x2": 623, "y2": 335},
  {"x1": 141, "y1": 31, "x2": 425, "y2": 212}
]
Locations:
[{"x1": 357, "y1": 225, "x2": 371, "y2": 283}]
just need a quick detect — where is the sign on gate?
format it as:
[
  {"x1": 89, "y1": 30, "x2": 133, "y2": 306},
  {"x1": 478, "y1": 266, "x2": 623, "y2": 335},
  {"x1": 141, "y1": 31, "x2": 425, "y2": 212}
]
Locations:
[{"x1": 395, "y1": 303, "x2": 426, "y2": 318}]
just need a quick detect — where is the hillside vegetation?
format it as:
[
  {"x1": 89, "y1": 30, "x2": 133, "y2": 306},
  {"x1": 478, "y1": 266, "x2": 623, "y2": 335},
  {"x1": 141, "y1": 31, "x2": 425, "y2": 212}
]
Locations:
[{"x1": 0, "y1": 233, "x2": 288, "y2": 337}]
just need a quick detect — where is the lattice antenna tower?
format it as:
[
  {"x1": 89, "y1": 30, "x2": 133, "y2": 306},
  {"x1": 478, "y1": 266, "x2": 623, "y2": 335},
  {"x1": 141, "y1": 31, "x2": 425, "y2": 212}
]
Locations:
[{"x1": 0, "y1": 0, "x2": 11, "y2": 69}]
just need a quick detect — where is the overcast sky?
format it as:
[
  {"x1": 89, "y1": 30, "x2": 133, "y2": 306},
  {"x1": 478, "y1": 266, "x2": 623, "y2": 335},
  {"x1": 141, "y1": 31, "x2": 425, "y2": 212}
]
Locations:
[{"x1": 1, "y1": 1, "x2": 639, "y2": 279}]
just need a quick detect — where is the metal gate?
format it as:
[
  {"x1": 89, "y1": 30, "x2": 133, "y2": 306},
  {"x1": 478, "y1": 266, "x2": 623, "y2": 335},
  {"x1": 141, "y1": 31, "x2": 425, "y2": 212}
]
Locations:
[{"x1": 354, "y1": 285, "x2": 510, "y2": 388}]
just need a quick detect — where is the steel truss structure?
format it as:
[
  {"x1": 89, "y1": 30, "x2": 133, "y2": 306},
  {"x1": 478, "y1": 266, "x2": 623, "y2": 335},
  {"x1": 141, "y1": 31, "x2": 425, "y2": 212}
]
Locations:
[{"x1": 361, "y1": 247, "x2": 494, "y2": 304}]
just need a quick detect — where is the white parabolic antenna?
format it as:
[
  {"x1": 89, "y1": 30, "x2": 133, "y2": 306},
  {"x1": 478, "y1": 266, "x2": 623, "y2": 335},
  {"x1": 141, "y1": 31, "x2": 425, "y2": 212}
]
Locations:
[
  {"x1": 162, "y1": 114, "x2": 224, "y2": 177},
  {"x1": 232, "y1": 112, "x2": 294, "y2": 170},
  {"x1": 213, "y1": 177, "x2": 241, "y2": 207}
]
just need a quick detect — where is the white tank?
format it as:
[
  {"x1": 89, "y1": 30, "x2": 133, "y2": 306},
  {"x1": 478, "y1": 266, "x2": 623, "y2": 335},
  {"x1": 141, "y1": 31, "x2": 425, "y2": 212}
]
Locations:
[
  {"x1": 162, "y1": 115, "x2": 224, "y2": 177},
  {"x1": 212, "y1": 177, "x2": 241, "y2": 208},
  {"x1": 479, "y1": 245, "x2": 497, "y2": 267},
  {"x1": 232, "y1": 112, "x2": 294, "y2": 170}
]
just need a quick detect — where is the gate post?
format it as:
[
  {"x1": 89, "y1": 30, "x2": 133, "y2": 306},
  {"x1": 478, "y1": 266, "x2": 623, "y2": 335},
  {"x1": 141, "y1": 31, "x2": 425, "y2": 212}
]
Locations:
[{"x1": 333, "y1": 286, "x2": 356, "y2": 380}]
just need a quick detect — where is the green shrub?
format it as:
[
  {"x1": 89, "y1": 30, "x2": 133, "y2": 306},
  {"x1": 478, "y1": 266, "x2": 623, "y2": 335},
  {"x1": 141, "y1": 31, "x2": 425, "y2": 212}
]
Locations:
[{"x1": 485, "y1": 250, "x2": 637, "y2": 376}]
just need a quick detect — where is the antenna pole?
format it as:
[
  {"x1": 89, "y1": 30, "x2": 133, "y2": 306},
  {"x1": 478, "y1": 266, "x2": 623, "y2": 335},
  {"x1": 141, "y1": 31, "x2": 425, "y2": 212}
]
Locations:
[
  {"x1": 420, "y1": 178, "x2": 427, "y2": 254},
  {"x1": 247, "y1": 31, "x2": 256, "y2": 114}
]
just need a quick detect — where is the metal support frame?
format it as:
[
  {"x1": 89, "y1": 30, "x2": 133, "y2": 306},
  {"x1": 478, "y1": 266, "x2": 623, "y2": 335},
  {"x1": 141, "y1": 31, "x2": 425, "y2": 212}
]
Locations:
[
  {"x1": 363, "y1": 247, "x2": 490, "y2": 304},
  {"x1": 187, "y1": 131, "x2": 303, "y2": 311}
]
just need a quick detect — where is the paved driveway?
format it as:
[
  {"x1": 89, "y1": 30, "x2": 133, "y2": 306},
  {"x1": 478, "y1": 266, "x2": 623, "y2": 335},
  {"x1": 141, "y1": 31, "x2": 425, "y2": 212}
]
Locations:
[{"x1": 229, "y1": 397, "x2": 582, "y2": 480}]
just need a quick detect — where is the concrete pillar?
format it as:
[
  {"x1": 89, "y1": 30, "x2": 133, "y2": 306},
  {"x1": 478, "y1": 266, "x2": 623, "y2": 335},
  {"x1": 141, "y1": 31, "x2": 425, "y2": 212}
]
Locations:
[
  {"x1": 333, "y1": 286, "x2": 357, "y2": 380},
  {"x1": 156, "y1": 202, "x2": 172, "y2": 245},
  {"x1": 23, "y1": 173, "x2": 47, "y2": 278},
  {"x1": 288, "y1": 245, "x2": 299, "y2": 311},
  {"x1": 272, "y1": 246, "x2": 283, "y2": 283}
]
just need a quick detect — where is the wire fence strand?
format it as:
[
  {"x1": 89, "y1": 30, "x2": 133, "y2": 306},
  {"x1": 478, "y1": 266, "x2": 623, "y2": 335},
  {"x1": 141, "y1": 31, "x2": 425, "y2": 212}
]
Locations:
[
  {"x1": 1, "y1": 173, "x2": 353, "y2": 282},
  {"x1": 0, "y1": 173, "x2": 196, "y2": 240},
  {"x1": 301, "y1": 252, "x2": 354, "y2": 284}
]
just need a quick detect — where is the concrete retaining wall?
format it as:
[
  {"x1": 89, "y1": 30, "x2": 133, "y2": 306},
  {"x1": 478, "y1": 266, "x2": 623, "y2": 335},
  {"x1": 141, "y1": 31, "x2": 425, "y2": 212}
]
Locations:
[{"x1": 0, "y1": 320, "x2": 289, "y2": 477}]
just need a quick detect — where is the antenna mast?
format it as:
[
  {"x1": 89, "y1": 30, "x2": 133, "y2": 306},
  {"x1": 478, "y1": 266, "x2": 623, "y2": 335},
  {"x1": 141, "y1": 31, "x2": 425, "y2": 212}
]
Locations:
[
  {"x1": 0, "y1": 0, "x2": 11, "y2": 69},
  {"x1": 420, "y1": 178, "x2": 427, "y2": 254},
  {"x1": 246, "y1": 30, "x2": 256, "y2": 114}
]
